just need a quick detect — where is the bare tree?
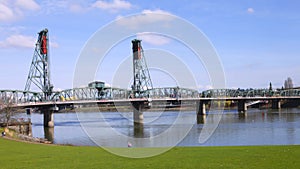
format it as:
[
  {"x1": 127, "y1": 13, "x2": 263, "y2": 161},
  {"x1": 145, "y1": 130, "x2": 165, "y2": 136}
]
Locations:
[{"x1": 0, "y1": 98, "x2": 15, "y2": 127}]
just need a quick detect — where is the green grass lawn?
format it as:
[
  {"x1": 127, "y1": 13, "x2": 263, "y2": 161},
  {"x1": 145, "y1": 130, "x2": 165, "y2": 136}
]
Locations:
[{"x1": 0, "y1": 137, "x2": 300, "y2": 169}]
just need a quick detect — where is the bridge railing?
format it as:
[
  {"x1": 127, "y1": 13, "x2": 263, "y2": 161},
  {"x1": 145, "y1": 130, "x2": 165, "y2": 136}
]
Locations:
[
  {"x1": 201, "y1": 88, "x2": 300, "y2": 98},
  {"x1": 102, "y1": 88, "x2": 130, "y2": 100},
  {"x1": 4, "y1": 87, "x2": 300, "y2": 105},
  {"x1": 0, "y1": 90, "x2": 43, "y2": 104},
  {"x1": 201, "y1": 89, "x2": 244, "y2": 98},
  {"x1": 280, "y1": 89, "x2": 300, "y2": 97},
  {"x1": 51, "y1": 87, "x2": 131, "y2": 101},
  {"x1": 145, "y1": 87, "x2": 199, "y2": 99}
]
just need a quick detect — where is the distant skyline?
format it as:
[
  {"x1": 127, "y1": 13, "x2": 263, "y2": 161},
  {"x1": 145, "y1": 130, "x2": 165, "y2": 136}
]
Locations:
[{"x1": 0, "y1": 0, "x2": 299, "y2": 91}]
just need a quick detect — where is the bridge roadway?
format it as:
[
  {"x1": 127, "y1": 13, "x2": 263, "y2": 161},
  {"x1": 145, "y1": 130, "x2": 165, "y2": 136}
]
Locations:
[{"x1": 14, "y1": 96, "x2": 300, "y2": 109}]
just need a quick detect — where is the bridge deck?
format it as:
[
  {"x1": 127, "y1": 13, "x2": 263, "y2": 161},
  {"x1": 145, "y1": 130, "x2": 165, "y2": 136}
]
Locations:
[{"x1": 14, "y1": 96, "x2": 300, "y2": 108}]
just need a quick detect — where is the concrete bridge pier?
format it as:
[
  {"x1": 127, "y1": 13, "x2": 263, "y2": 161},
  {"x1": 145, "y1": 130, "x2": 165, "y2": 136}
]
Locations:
[
  {"x1": 196, "y1": 101, "x2": 206, "y2": 116},
  {"x1": 44, "y1": 127, "x2": 54, "y2": 142},
  {"x1": 43, "y1": 109, "x2": 54, "y2": 127},
  {"x1": 132, "y1": 102, "x2": 144, "y2": 124},
  {"x1": 26, "y1": 108, "x2": 31, "y2": 115},
  {"x1": 197, "y1": 115, "x2": 206, "y2": 124},
  {"x1": 271, "y1": 99, "x2": 281, "y2": 109},
  {"x1": 238, "y1": 100, "x2": 247, "y2": 113},
  {"x1": 42, "y1": 106, "x2": 58, "y2": 128}
]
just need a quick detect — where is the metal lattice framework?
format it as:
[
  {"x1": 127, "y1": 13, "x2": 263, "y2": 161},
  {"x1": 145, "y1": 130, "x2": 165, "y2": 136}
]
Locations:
[
  {"x1": 280, "y1": 89, "x2": 300, "y2": 96},
  {"x1": 146, "y1": 87, "x2": 199, "y2": 99},
  {"x1": 51, "y1": 87, "x2": 130, "y2": 101},
  {"x1": 0, "y1": 90, "x2": 43, "y2": 104},
  {"x1": 24, "y1": 28, "x2": 53, "y2": 101},
  {"x1": 132, "y1": 39, "x2": 153, "y2": 98},
  {"x1": 49, "y1": 87, "x2": 198, "y2": 101},
  {"x1": 201, "y1": 88, "x2": 300, "y2": 98},
  {"x1": 3, "y1": 88, "x2": 300, "y2": 105}
]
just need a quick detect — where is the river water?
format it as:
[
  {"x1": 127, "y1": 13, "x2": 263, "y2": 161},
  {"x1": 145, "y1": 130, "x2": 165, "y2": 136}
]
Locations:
[{"x1": 30, "y1": 108, "x2": 300, "y2": 147}]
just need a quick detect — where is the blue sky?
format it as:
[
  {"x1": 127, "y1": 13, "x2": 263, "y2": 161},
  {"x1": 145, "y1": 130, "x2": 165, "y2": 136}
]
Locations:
[{"x1": 0, "y1": 0, "x2": 299, "y2": 91}]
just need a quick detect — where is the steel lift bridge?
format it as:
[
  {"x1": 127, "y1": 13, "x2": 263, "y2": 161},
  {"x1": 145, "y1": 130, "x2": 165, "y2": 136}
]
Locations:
[
  {"x1": 1, "y1": 29, "x2": 300, "y2": 126},
  {"x1": 0, "y1": 29, "x2": 199, "y2": 126}
]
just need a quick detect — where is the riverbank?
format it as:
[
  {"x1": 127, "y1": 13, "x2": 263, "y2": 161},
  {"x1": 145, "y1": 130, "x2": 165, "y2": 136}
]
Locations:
[
  {"x1": 0, "y1": 137, "x2": 299, "y2": 169},
  {"x1": 0, "y1": 126, "x2": 52, "y2": 144}
]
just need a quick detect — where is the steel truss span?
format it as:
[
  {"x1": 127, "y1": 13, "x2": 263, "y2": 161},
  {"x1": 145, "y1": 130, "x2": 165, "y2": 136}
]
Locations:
[
  {"x1": 2, "y1": 88, "x2": 300, "y2": 105},
  {"x1": 0, "y1": 90, "x2": 43, "y2": 104},
  {"x1": 201, "y1": 89, "x2": 300, "y2": 98},
  {"x1": 51, "y1": 87, "x2": 199, "y2": 101},
  {"x1": 0, "y1": 87, "x2": 199, "y2": 104},
  {"x1": 51, "y1": 87, "x2": 130, "y2": 101}
]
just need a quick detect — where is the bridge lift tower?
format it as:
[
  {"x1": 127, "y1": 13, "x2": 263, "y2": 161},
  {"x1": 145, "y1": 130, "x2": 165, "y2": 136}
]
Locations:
[
  {"x1": 131, "y1": 39, "x2": 153, "y2": 98},
  {"x1": 25, "y1": 28, "x2": 54, "y2": 127},
  {"x1": 24, "y1": 28, "x2": 53, "y2": 101},
  {"x1": 131, "y1": 39, "x2": 153, "y2": 124}
]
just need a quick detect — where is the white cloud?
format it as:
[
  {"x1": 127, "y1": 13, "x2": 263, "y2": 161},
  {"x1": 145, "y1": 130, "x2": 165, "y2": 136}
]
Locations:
[
  {"x1": 137, "y1": 32, "x2": 171, "y2": 46},
  {"x1": 40, "y1": 1, "x2": 91, "y2": 14},
  {"x1": 40, "y1": 0, "x2": 68, "y2": 14},
  {"x1": 69, "y1": 4, "x2": 85, "y2": 13},
  {"x1": 50, "y1": 41, "x2": 59, "y2": 48},
  {"x1": 0, "y1": 35, "x2": 36, "y2": 48},
  {"x1": 116, "y1": 9, "x2": 173, "y2": 29},
  {"x1": 92, "y1": 0, "x2": 132, "y2": 12},
  {"x1": 0, "y1": 0, "x2": 40, "y2": 22},
  {"x1": 15, "y1": 0, "x2": 40, "y2": 11},
  {"x1": 25, "y1": 0, "x2": 129, "y2": 14},
  {"x1": 247, "y1": 8, "x2": 254, "y2": 14},
  {"x1": 0, "y1": 34, "x2": 59, "y2": 49},
  {"x1": 0, "y1": 3, "x2": 15, "y2": 21},
  {"x1": 142, "y1": 9, "x2": 171, "y2": 16}
]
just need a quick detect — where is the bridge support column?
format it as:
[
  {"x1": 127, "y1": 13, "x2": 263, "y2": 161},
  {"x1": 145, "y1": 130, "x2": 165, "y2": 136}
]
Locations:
[
  {"x1": 196, "y1": 101, "x2": 206, "y2": 116},
  {"x1": 272, "y1": 99, "x2": 281, "y2": 109},
  {"x1": 238, "y1": 100, "x2": 247, "y2": 112},
  {"x1": 44, "y1": 127, "x2": 54, "y2": 142},
  {"x1": 132, "y1": 102, "x2": 144, "y2": 124},
  {"x1": 43, "y1": 109, "x2": 54, "y2": 127},
  {"x1": 42, "y1": 107, "x2": 57, "y2": 128},
  {"x1": 26, "y1": 108, "x2": 31, "y2": 115}
]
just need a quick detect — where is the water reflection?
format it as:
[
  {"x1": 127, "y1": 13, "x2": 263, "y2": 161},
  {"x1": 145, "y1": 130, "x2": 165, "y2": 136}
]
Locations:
[
  {"x1": 133, "y1": 123, "x2": 144, "y2": 138},
  {"x1": 30, "y1": 108, "x2": 300, "y2": 147},
  {"x1": 197, "y1": 115, "x2": 206, "y2": 124},
  {"x1": 44, "y1": 127, "x2": 54, "y2": 142},
  {"x1": 238, "y1": 112, "x2": 247, "y2": 121}
]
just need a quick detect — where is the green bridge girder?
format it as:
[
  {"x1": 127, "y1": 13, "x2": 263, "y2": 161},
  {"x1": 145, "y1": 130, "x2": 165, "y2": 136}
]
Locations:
[
  {"x1": 50, "y1": 87, "x2": 199, "y2": 101},
  {"x1": 201, "y1": 88, "x2": 300, "y2": 98},
  {"x1": 2, "y1": 88, "x2": 300, "y2": 104},
  {"x1": 0, "y1": 90, "x2": 43, "y2": 104}
]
